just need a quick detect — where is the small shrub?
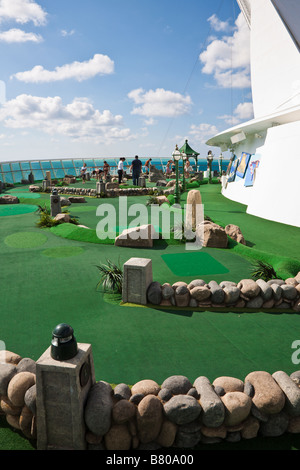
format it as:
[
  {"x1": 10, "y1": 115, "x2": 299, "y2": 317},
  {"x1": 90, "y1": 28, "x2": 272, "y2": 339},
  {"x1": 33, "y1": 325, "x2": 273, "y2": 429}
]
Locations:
[
  {"x1": 250, "y1": 260, "x2": 279, "y2": 281},
  {"x1": 96, "y1": 259, "x2": 123, "y2": 294}
]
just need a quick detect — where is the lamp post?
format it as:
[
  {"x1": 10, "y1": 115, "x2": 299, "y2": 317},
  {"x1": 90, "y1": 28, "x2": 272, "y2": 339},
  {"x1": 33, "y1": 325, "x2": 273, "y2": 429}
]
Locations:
[
  {"x1": 219, "y1": 152, "x2": 224, "y2": 175},
  {"x1": 172, "y1": 145, "x2": 181, "y2": 204},
  {"x1": 181, "y1": 152, "x2": 187, "y2": 193},
  {"x1": 207, "y1": 151, "x2": 214, "y2": 184},
  {"x1": 192, "y1": 153, "x2": 198, "y2": 172}
]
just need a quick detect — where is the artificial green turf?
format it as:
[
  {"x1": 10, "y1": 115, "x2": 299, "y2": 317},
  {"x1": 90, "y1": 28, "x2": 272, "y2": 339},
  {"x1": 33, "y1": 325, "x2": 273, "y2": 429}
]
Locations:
[
  {"x1": 0, "y1": 182, "x2": 300, "y2": 451},
  {"x1": 0, "y1": 204, "x2": 37, "y2": 216},
  {"x1": 161, "y1": 252, "x2": 229, "y2": 276}
]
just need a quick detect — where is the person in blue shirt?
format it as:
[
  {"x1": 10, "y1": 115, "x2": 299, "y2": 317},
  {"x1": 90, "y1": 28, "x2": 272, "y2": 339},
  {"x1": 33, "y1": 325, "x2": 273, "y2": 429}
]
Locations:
[{"x1": 130, "y1": 155, "x2": 142, "y2": 186}]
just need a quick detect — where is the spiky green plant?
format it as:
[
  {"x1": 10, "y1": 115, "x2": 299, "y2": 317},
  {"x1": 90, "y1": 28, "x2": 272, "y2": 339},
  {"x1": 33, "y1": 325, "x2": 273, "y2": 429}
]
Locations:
[
  {"x1": 250, "y1": 260, "x2": 279, "y2": 281},
  {"x1": 96, "y1": 259, "x2": 123, "y2": 294}
]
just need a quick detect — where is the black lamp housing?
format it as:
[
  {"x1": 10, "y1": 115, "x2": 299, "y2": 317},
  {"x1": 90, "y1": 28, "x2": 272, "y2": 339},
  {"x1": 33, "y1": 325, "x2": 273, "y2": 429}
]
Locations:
[{"x1": 51, "y1": 323, "x2": 78, "y2": 361}]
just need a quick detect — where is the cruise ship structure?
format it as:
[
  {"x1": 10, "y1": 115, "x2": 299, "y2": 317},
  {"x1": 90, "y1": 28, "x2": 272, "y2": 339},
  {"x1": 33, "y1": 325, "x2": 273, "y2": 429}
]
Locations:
[{"x1": 206, "y1": 0, "x2": 300, "y2": 228}]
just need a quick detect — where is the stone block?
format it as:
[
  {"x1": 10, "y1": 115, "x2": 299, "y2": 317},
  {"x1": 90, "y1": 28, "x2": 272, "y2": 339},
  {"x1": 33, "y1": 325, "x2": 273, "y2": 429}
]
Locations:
[{"x1": 122, "y1": 258, "x2": 153, "y2": 305}]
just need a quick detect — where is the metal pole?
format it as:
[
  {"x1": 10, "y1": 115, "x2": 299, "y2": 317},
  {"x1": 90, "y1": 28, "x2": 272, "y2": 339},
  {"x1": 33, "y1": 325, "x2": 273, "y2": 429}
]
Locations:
[{"x1": 175, "y1": 159, "x2": 180, "y2": 204}]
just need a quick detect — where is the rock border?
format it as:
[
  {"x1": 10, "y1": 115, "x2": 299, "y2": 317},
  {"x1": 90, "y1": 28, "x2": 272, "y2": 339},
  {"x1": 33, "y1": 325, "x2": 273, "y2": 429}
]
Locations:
[
  {"x1": 1, "y1": 351, "x2": 300, "y2": 450},
  {"x1": 146, "y1": 273, "x2": 300, "y2": 312}
]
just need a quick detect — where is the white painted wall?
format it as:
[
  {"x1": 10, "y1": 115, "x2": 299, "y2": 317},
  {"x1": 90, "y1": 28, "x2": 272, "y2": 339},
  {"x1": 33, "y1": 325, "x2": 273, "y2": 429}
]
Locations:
[
  {"x1": 246, "y1": 121, "x2": 300, "y2": 227},
  {"x1": 251, "y1": 0, "x2": 300, "y2": 117}
]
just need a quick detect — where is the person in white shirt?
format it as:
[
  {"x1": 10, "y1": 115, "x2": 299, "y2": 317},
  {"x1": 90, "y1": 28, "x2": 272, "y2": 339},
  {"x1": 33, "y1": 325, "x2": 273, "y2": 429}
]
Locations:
[{"x1": 118, "y1": 157, "x2": 124, "y2": 184}]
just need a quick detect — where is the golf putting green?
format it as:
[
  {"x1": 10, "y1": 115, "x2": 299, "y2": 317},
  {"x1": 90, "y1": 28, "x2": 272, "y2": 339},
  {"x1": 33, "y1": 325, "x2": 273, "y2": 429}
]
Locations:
[
  {"x1": 8, "y1": 192, "x2": 41, "y2": 199},
  {"x1": 42, "y1": 246, "x2": 85, "y2": 258},
  {"x1": 5, "y1": 231, "x2": 48, "y2": 248},
  {"x1": 0, "y1": 204, "x2": 37, "y2": 217},
  {"x1": 161, "y1": 251, "x2": 229, "y2": 276}
]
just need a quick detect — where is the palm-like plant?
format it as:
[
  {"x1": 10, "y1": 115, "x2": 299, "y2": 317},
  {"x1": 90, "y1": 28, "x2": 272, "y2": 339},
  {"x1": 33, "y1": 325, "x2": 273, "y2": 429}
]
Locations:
[
  {"x1": 96, "y1": 259, "x2": 123, "y2": 294},
  {"x1": 250, "y1": 260, "x2": 279, "y2": 281}
]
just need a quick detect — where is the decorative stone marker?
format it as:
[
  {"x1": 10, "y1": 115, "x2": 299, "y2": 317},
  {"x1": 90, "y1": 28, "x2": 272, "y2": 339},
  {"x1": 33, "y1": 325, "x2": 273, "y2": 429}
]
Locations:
[
  {"x1": 36, "y1": 330, "x2": 95, "y2": 450},
  {"x1": 122, "y1": 257, "x2": 153, "y2": 305},
  {"x1": 50, "y1": 188, "x2": 61, "y2": 217}
]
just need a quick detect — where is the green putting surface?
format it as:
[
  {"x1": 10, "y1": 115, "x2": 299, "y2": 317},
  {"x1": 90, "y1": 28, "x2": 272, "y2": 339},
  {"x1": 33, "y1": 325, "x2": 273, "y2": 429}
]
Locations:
[
  {"x1": 161, "y1": 252, "x2": 229, "y2": 276},
  {"x1": 4, "y1": 231, "x2": 48, "y2": 248},
  {"x1": 0, "y1": 204, "x2": 38, "y2": 217},
  {"x1": 8, "y1": 192, "x2": 41, "y2": 199}
]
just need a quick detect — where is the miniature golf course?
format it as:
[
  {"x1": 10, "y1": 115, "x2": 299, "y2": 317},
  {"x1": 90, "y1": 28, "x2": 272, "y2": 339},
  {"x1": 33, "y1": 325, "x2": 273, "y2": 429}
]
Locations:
[{"x1": 0, "y1": 180, "x2": 300, "y2": 450}]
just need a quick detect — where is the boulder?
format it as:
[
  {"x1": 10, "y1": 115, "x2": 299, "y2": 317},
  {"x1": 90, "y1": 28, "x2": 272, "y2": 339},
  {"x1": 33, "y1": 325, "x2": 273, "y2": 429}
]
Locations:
[
  {"x1": 185, "y1": 190, "x2": 202, "y2": 231},
  {"x1": 187, "y1": 279, "x2": 206, "y2": 290},
  {"x1": 156, "y1": 195, "x2": 169, "y2": 205},
  {"x1": 241, "y1": 416, "x2": 260, "y2": 439},
  {"x1": 221, "y1": 392, "x2": 252, "y2": 426},
  {"x1": 68, "y1": 196, "x2": 86, "y2": 203},
  {"x1": 161, "y1": 283, "x2": 174, "y2": 300},
  {"x1": 84, "y1": 381, "x2": 113, "y2": 436},
  {"x1": 136, "y1": 395, "x2": 163, "y2": 444},
  {"x1": 189, "y1": 286, "x2": 211, "y2": 302},
  {"x1": 237, "y1": 279, "x2": 261, "y2": 299},
  {"x1": 196, "y1": 221, "x2": 228, "y2": 248},
  {"x1": 194, "y1": 376, "x2": 225, "y2": 427},
  {"x1": 115, "y1": 224, "x2": 155, "y2": 248},
  {"x1": 246, "y1": 296, "x2": 264, "y2": 309},
  {"x1": 212, "y1": 376, "x2": 244, "y2": 393},
  {"x1": 7, "y1": 372, "x2": 36, "y2": 407},
  {"x1": 223, "y1": 285, "x2": 240, "y2": 305},
  {"x1": 54, "y1": 213, "x2": 71, "y2": 223},
  {"x1": 208, "y1": 281, "x2": 225, "y2": 304},
  {"x1": 147, "y1": 282, "x2": 162, "y2": 305},
  {"x1": 163, "y1": 395, "x2": 201, "y2": 425},
  {"x1": 104, "y1": 424, "x2": 132, "y2": 450},
  {"x1": 281, "y1": 284, "x2": 298, "y2": 300},
  {"x1": 174, "y1": 285, "x2": 190, "y2": 307},
  {"x1": 0, "y1": 195, "x2": 19, "y2": 204},
  {"x1": 225, "y1": 224, "x2": 246, "y2": 245},
  {"x1": 156, "y1": 419, "x2": 177, "y2": 448},
  {"x1": 112, "y1": 400, "x2": 136, "y2": 424},
  {"x1": 272, "y1": 371, "x2": 300, "y2": 416},
  {"x1": 255, "y1": 279, "x2": 273, "y2": 301},
  {"x1": 114, "y1": 383, "x2": 131, "y2": 401},
  {"x1": 161, "y1": 375, "x2": 193, "y2": 395},
  {"x1": 244, "y1": 371, "x2": 285, "y2": 415},
  {"x1": 0, "y1": 363, "x2": 17, "y2": 395},
  {"x1": 0, "y1": 350, "x2": 22, "y2": 365},
  {"x1": 259, "y1": 411, "x2": 289, "y2": 437},
  {"x1": 131, "y1": 379, "x2": 160, "y2": 397}
]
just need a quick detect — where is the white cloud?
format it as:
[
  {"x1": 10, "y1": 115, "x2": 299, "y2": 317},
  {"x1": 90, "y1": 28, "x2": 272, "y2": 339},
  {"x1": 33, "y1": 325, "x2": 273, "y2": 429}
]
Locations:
[
  {"x1": 0, "y1": 27, "x2": 42, "y2": 42},
  {"x1": 0, "y1": 0, "x2": 47, "y2": 26},
  {"x1": 200, "y1": 12, "x2": 251, "y2": 89},
  {"x1": 0, "y1": 94, "x2": 132, "y2": 144},
  {"x1": 128, "y1": 88, "x2": 192, "y2": 118},
  {"x1": 189, "y1": 123, "x2": 219, "y2": 143},
  {"x1": 208, "y1": 14, "x2": 232, "y2": 32},
  {"x1": 219, "y1": 101, "x2": 254, "y2": 125},
  {"x1": 11, "y1": 53, "x2": 115, "y2": 83},
  {"x1": 61, "y1": 29, "x2": 75, "y2": 37}
]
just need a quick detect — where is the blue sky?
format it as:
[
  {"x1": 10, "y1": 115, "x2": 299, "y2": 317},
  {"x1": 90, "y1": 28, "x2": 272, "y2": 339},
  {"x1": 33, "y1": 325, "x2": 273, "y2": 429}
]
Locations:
[{"x1": 0, "y1": 0, "x2": 253, "y2": 162}]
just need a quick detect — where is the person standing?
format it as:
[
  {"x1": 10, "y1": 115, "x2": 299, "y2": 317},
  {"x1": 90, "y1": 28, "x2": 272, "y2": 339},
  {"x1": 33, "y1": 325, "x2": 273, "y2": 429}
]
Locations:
[
  {"x1": 117, "y1": 157, "x2": 124, "y2": 184},
  {"x1": 80, "y1": 163, "x2": 87, "y2": 184},
  {"x1": 131, "y1": 155, "x2": 142, "y2": 186},
  {"x1": 145, "y1": 158, "x2": 152, "y2": 174},
  {"x1": 103, "y1": 160, "x2": 110, "y2": 180}
]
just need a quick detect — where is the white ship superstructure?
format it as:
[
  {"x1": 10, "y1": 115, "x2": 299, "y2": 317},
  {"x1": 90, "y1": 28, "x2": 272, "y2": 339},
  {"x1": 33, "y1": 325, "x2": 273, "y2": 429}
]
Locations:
[{"x1": 206, "y1": 0, "x2": 300, "y2": 227}]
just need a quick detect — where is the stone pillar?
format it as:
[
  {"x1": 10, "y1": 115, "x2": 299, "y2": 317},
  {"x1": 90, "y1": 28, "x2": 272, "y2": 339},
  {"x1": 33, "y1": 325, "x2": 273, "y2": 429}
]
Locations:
[
  {"x1": 122, "y1": 258, "x2": 153, "y2": 305},
  {"x1": 36, "y1": 343, "x2": 95, "y2": 450},
  {"x1": 42, "y1": 179, "x2": 51, "y2": 192},
  {"x1": 96, "y1": 181, "x2": 106, "y2": 197},
  {"x1": 50, "y1": 190, "x2": 61, "y2": 217},
  {"x1": 139, "y1": 176, "x2": 146, "y2": 187}
]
